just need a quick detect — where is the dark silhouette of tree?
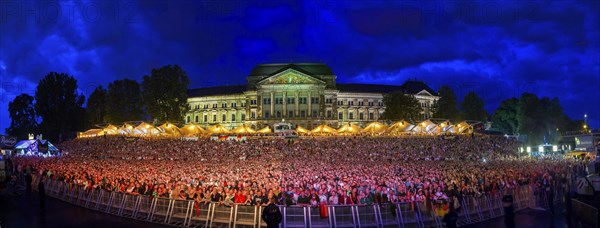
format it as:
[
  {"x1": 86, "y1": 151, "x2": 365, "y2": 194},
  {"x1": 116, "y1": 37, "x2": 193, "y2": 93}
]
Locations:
[
  {"x1": 491, "y1": 98, "x2": 519, "y2": 135},
  {"x1": 461, "y1": 91, "x2": 488, "y2": 121},
  {"x1": 432, "y1": 85, "x2": 461, "y2": 120},
  {"x1": 142, "y1": 64, "x2": 190, "y2": 123},
  {"x1": 381, "y1": 91, "x2": 423, "y2": 121},
  {"x1": 6, "y1": 94, "x2": 38, "y2": 139},
  {"x1": 34, "y1": 72, "x2": 85, "y2": 142},
  {"x1": 105, "y1": 79, "x2": 144, "y2": 123},
  {"x1": 86, "y1": 86, "x2": 107, "y2": 128},
  {"x1": 492, "y1": 94, "x2": 574, "y2": 144}
]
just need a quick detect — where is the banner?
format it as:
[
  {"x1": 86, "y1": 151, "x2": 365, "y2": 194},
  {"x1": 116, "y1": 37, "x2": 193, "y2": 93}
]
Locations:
[
  {"x1": 38, "y1": 140, "x2": 49, "y2": 152},
  {"x1": 0, "y1": 135, "x2": 17, "y2": 149}
]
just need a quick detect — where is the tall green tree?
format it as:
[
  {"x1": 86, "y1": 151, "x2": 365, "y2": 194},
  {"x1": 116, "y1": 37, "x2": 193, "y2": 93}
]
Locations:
[
  {"x1": 105, "y1": 79, "x2": 144, "y2": 123},
  {"x1": 381, "y1": 91, "x2": 423, "y2": 121},
  {"x1": 491, "y1": 98, "x2": 519, "y2": 135},
  {"x1": 86, "y1": 86, "x2": 107, "y2": 128},
  {"x1": 432, "y1": 85, "x2": 461, "y2": 120},
  {"x1": 6, "y1": 94, "x2": 38, "y2": 139},
  {"x1": 35, "y1": 72, "x2": 85, "y2": 142},
  {"x1": 461, "y1": 91, "x2": 488, "y2": 121},
  {"x1": 142, "y1": 64, "x2": 190, "y2": 123}
]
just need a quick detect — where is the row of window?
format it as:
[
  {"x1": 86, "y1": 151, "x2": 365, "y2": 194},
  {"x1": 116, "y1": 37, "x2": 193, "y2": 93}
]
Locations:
[
  {"x1": 338, "y1": 112, "x2": 381, "y2": 120},
  {"x1": 192, "y1": 99, "x2": 389, "y2": 110},
  {"x1": 192, "y1": 102, "x2": 248, "y2": 110},
  {"x1": 188, "y1": 113, "x2": 247, "y2": 123},
  {"x1": 263, "y1": 97, "x2": 321, "y2": 105},
  {"x1": 264, "y1": 110, "x2": 324, "y2": 118},
  {"x1": 188, "y1": 110, "x2": 382, "y2": 123},
  {"x1": 337, "y1": 100, "x2": 383, "y2": 107}
]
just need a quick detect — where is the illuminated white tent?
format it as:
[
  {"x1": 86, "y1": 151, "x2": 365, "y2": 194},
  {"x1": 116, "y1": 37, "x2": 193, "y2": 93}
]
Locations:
[
  {"x1": 362, "y1": 122, "x2": 388, "y2": 134},
  {"x1": 257, "y1": 126, "x2": 272, "y2": 133},
  {"x1": 207, "y1": 124, "x2": 231, "y2": 134},
  {"x1": 296, "y1": 125, "x2": 309, "y2": 134},
  {"x1": 79, "y1": 129, "x2": 104, "y2": 138},
  {"x1": 118, "y1": 123, "x2": 136, "y2": 135},
  {"x1": 454, "y1": 121, "x2": 473, "y2": 134},
  {"x1": 103, "y1": 125, "x2": 119, "y2": 135},
  {"x1": 232, "y1": 125, "x2": 256, "y2": 134},
  {"x1": 311, "y1": 124, "x2": 336, "y2": 134},
  {"x1": 158, "y1": 122, "x2": 182, "y2": 136},
  {"x1": 180, "y1": 123, "x2": 205, "y2": 136},
  {"x1": 337, "y1": 123, "x2": 362, "y2": 134},
  {"x1": 134, "y1": 122, "x2": 160, "y2": 135},
  {"x1": 412, "y1": 119, "x2": 438, "y2": 134},
  {"x1": 387, "y1": 120, "x2": 415, "y2": 135}
]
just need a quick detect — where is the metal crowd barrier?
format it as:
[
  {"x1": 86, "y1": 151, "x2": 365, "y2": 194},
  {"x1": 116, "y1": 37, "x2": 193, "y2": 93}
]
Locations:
[{"x1": 42, "y1": 179, "x2": 550, "y2": 228}]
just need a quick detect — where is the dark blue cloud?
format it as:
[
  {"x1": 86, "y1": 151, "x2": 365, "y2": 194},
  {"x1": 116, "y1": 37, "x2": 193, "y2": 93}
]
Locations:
[{"x1": 1, "y1": 0, "x2": 598, "y2": 132}]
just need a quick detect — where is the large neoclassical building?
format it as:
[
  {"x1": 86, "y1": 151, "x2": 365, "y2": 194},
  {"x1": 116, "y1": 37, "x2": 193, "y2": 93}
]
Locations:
[{"x1": 186, "y1": 63, "x2": 439, "y2": 129}]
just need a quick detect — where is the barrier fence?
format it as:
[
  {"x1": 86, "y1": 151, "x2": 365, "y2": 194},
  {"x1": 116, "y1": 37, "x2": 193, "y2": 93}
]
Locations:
[{"x1": 42, "y1": 179, "x2": 545, "y2": 228}]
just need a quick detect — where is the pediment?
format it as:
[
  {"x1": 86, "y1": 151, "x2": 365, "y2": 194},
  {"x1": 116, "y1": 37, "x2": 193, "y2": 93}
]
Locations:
[
  {"x1": 416, "y1": 89, "x2": 434, "y2": 96},
  {"x1": 257, "y1": 69, "x2": 325, "y2": 85}
]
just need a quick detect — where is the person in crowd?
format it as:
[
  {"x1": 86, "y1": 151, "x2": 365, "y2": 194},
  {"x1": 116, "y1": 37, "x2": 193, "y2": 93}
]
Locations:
[{"x1": 262, "y1": 198, "x2": 282, "y2": 228}]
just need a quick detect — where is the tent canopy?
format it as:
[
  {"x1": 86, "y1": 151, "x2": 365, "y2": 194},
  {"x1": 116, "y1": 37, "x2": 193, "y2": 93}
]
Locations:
[
  {"x1": 158, "y1": 122, "x2": 181, "y2": 136},
  {"x1": 103, "y1": 125, "x2": 119, "y2": 135},
  {"x1": 135, "y1": 122, "x2": 160, "y2": 135},
  {"x1": 387, "y1": 120, "x2": 415, "y2": 134},
  {"x1": 412, "y1": 119, "x2": 438, "y2": 134},
  {"x1": 180, "y1": 123, "x2": 205, "y2": 135},
  {"x1": 362, "y1": 122, "x2": 387, "y2": 134},
  {"x1": 455, "y1": 121, "x2": 472, "y2": 133},
  {"x1": 337, "y1": 123, "x2": 362, "y2": 134},
  {"x1": 311, "y1": 124, "x2": 336, "y2": 134},
  {"x1": 207, "y1": 124, "x2": 231, "y2": 134},
  {"x1": 296, "y1": 125, "x2": 309, "y2": 134},
  {"x1": 257, "y1": 126, "x2": 272, "y2": 133},
  {"x1": 232, "y1": 125, "x2": 256, "y2": 134},
  {"x1": 15, "y1": 139, "x2": 59, "y2": 153},
  {"x1": 80, "y1": 129, "x2": 104, "y2": 138}
]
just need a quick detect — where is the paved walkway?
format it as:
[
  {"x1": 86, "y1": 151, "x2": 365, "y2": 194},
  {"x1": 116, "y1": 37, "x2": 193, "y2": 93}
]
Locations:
[{"x1": 0, "y1": 185, "x2": 169, "y2": 228}]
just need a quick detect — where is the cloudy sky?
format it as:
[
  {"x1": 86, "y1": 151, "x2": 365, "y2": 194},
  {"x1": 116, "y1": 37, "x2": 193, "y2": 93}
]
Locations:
[{"x1": 1, "y1": 0, "x2": 599, "y2": 132}]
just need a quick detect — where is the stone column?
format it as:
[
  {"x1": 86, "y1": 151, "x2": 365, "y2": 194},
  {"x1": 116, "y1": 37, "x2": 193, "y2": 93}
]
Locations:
[
  {"x1": 308, "y1": 92, "x2": 312, "y2": 114},
  {"x1": 270, "y1": 92, "x2": 274, "y2": 118},
  {"x1": 283, "y1": 91, "x2": 287, "y2": 117},
  {"x1": 295, "y1": 92, "x2": 299, "y2": 116}
]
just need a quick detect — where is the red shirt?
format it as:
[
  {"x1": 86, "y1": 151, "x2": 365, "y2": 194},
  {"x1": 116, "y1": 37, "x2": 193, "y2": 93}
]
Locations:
[{"x1": 234, "y1": 194, "x2": 246, "y2": 203}]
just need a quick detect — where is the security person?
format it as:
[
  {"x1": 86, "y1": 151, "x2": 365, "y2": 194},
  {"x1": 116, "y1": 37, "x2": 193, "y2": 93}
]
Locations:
[{"x1": 261, "y1": 197, "x2": 282, "y2": 228}]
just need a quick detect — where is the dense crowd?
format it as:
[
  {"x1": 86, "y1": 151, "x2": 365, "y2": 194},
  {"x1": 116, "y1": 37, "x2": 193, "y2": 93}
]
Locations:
[{"x1": 12, "y1": 135, "x2": 577, "y2": 210}]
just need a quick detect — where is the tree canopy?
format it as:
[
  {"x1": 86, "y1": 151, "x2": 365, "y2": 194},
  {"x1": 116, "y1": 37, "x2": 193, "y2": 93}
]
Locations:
[
  {"x1": 86, "y1": 86, "x2": 107, "y2": 128},
  {"x1": 6, "y1": 94, "x2": 38, "y2": 139},
  {"x1": 35, "y1": 72, "x2": 85, "y2": 142},
  {"x1": 432, "y1": 85, "x2": 461, "y2": 120},
  {"x1": 381, "y1": 91, "x2": 423, "y2": 121},
  {"x1": 461, "y1": 91, "x2": 488, "y2": 121},
  {"x1": 491, "y1": 93, "x2": 576, "y2": 145},
  {"x1": 105, "y1": 79, "x2": 144, "y2": 123},
  {"x1": 142, "y1": 64, "x2": 190, "y2": 123},
  {"x1": 491, "y1": 98, "x2": 519, "y2": 135}
]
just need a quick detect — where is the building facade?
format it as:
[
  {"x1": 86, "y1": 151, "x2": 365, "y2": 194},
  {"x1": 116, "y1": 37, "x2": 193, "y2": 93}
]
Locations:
[{"x1": 186, "y1": 63, "x2": 439, "y2": 129}]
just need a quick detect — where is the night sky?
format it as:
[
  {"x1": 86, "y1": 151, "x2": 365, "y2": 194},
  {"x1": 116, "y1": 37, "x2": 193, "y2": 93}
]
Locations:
[{"x1": 1, "y1": 0, "x2": 599, "y2": 132}]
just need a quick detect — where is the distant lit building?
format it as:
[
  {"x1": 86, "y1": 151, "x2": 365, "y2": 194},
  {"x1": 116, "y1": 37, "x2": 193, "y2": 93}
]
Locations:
[{"x1": 186, "y1": 63, "x2": 439, "y2": 129}]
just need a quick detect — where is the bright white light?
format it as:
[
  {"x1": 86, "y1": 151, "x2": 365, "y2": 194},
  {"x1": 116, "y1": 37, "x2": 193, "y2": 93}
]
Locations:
[
  {"x1": 552, "y1": 145, "x2": 558, "y2": 152},
  {"x1": 527, "y1": 147, "x2": 531, "y2": 153},
  {"x1": 539, "y1": 146, "x2": 544, "y2": 153}
]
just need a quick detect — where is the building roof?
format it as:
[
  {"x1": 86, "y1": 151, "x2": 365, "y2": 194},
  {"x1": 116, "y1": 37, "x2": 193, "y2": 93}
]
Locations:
[
  {"x1": 188, "y1": 81, "x2": 437, "y2": 97},
  {"x1": 187, "y1": 85, "x2": 246, "y2": 97},
  {"x1": 248, "y1": 63, "x2": 334, "y2": 76},
  {"x1": 338, "y1": 81, "x2": 437, "y2": 95}
]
